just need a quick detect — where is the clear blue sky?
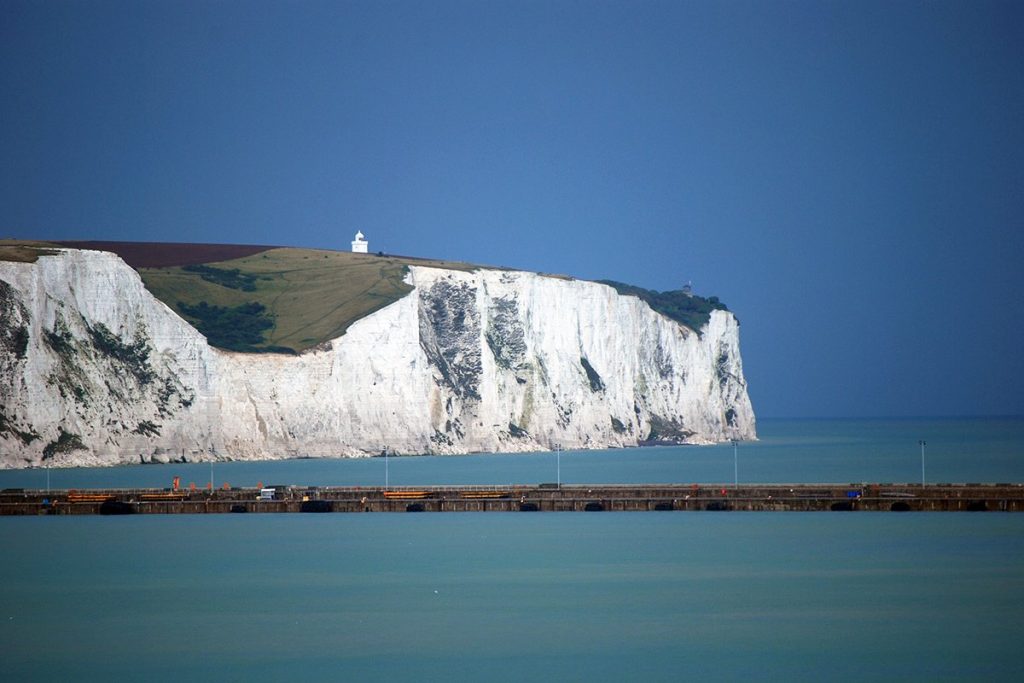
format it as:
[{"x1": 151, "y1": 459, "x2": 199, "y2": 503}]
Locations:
[{"x1": 3, "y1": 0, "x2": 1022, "y2": 418}]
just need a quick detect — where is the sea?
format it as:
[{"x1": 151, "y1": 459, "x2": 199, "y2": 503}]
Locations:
[{"x1": 2, "y1": 417, "x2": 1023, "y2": 680}]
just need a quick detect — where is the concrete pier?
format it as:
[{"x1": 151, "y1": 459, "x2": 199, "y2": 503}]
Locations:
[{"x1": 2, "y1": 482, "x2": 1023, "y2": 515}]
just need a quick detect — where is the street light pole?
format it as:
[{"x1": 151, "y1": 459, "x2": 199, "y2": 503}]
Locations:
[
  {"x1": 556, "y1": 444, "x2": 561, "y2": 488},
  {"x1": 385, "y1": 446, "x2": 389, "y2": 491},
  {"x1": 731, "y1": 439, "x2": 739, "y2": 488},
  {"x1": 919, "y1": 440, "x2": 926, "y2": 486}
]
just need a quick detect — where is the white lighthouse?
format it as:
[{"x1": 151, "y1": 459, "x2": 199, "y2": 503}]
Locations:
[{"x1": 351, "y1": 230, "x2": 368, "y2": 253}]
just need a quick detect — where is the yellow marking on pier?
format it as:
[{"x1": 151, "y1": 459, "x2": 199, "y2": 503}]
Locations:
[{"x1": 382, "y1": 490, "x2": 430, "y2": 499}]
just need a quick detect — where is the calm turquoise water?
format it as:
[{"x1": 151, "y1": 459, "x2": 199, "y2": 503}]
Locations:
[
  {"x1": 2, "y1": 418, "x2": 1023, "y2": 680},
  {"x1": 2, "y1": 417, "x2": 1022, "y2": 489},
  {"x1": 1, "y1": 514, "x2": 1023, "y2": 680}
]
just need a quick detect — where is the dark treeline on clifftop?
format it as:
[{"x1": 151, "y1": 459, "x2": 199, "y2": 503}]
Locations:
[{"x1": 597, "y1": 281, "x2": 729, "y2": 333}]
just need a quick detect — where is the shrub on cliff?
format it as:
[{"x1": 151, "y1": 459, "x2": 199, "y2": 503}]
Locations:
[{"x1": 597, "y1": 281, "x2": 729, "y2": 333}]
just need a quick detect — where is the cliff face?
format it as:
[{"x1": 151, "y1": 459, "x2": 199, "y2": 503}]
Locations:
[{"x1": 0, "y1": 249, "x2": 755, "y2": 468}]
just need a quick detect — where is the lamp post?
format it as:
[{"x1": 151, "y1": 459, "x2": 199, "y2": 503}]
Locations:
[
  {"x1": 919, "y1": 440, "x2": 926, "y2": 486},
  {"x1": 556, "y1": 444, "x2": 561, "y2": 488},
  {"x1": 384, "y1": 446, "x2": 389, "y2": 491},
  {"x1": 731, "y1": 439, "x2": 739, "y2": 488}
]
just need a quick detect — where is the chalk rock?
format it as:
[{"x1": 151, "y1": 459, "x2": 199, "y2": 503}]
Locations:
[{"x1": 0, "y1": 249, "x2": 755, "y2": 467}]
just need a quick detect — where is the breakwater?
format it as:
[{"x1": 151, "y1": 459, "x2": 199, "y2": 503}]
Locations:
[{"x1": 2, "y1": 482, "x2": 1023, "y2": 515}]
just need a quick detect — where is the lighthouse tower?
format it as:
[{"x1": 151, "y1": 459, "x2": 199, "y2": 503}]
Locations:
[{"x1": 351, "y1": 230, "x2": 368, "y2": 253}]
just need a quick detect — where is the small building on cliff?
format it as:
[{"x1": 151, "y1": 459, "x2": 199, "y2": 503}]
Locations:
[{"x1": 351, "y1": 231, "x2": 368, "y2": 253}]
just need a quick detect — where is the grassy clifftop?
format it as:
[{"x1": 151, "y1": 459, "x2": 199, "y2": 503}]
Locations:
[
  {"x1": 0, "y1": 241, "x2": 60, "y2": 263},
  {"x1": 138, "y1": 248, "x2": 484, "y2": 353},
  {"x1": 3, "y1": 240, "x2": 729, "y2": 353}
]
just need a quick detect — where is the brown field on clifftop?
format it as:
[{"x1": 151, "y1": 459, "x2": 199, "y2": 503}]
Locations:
[{"x1": 54, "y1": 241, "x2": 276, "y2": 268}]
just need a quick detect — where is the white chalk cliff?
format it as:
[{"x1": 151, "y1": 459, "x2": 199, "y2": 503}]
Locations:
[{"x1": 0, "y1": 249, "x2": 755, "y2": 468}]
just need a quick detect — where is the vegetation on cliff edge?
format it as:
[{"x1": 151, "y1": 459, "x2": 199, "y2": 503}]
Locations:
[{"x1": 597, "y1": 280, "x2": 729, "y2": 333}]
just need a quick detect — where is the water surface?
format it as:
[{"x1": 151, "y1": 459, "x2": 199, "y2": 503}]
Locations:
[
  {"x1": 3, "y1": 417, "x2": 1021, "y2": 490},
  {"x1": 2, "y1": 513, "x2": 1023, "y2": 680},
  {"x1": 3, "y1": 417, "x2": 1022, "y2": 680}
]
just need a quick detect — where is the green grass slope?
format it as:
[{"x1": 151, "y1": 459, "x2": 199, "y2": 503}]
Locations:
[{"x1": 138, "y1": 248, "x2": 481, "y2": 353}]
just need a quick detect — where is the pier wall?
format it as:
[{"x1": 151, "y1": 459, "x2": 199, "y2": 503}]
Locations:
[{"x1": 2, "y1": 483, "x2": 1023, "y2": 515}]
